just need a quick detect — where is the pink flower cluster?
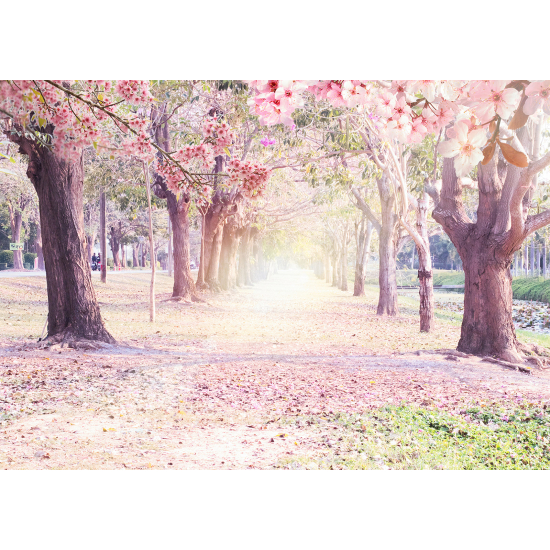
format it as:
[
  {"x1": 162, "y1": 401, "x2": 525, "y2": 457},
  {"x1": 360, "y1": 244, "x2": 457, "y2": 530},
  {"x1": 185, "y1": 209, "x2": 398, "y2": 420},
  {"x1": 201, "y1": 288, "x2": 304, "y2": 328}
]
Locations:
[
  {"x1": 247, "y1": 79, "x2": 547, "y2": 177},
  {"x1": 203, "y1": 118, "x2": 235, "y2": 154},
  {"x1": 155, "y1": 117, "x2": 271, "y2": 201},
  {"x1": 246, "y1": 80, "x2": 307, "y2": 126},
  {"x1": 227, "y1": 158, "x2": 271, "y2": 199},
  {"x1": 0, "y1": 80, "x2": 156, "y2": 162},
  {"x1": 114, "y1": 80, "x2": 154, "y2": 105}
]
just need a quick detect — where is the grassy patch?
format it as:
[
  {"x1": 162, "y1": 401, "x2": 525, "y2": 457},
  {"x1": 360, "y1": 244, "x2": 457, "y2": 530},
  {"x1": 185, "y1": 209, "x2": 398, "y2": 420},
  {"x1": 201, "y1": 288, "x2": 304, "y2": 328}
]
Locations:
[
  {"x1": 512, "y1": 277, "x2": 550, "y2": 304},
  {"x1": 277, "y1": 403, "x2": 550, "y2": 470}
]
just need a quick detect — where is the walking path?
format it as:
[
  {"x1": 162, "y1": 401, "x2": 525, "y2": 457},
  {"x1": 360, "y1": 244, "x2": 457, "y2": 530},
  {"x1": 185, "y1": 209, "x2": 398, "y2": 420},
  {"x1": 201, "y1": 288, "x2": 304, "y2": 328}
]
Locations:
[{"x1": 1, "y1": 269, "x2": 549, "y2": 469}]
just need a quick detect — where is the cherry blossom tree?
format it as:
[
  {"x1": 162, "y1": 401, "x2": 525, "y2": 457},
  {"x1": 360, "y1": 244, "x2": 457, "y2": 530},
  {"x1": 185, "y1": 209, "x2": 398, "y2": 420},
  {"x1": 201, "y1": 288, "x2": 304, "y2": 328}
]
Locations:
[{"x1": 246, "y1": 80, "x2": 550, "y2": 361}]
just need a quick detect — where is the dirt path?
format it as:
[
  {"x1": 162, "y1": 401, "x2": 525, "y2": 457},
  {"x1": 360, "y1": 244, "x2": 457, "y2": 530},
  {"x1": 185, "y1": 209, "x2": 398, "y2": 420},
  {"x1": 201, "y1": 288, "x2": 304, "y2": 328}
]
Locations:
[{"x1": 1, "y1": 269, "x2": 550, "y2": 469}]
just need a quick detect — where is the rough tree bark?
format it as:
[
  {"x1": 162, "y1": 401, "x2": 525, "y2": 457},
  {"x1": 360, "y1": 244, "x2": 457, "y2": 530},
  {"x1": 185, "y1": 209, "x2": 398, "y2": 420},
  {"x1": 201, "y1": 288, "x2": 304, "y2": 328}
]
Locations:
[
  {"x1": 428, "y1": 126, "x2": 550, "y2": 361},
  {"x1": 206, "y1": 222, "x2": 224, "y2": 291},
  {"x1": 86, "y1": 234, "x2": 94, "y2": 265},
  {"x1": 219, "y1": 201, "x2": 247, "y2": 291},
  {"x1": 36, "y1": 221, "x2": 45, "y2": 270},
  {"x1": 10, "y1": 131, "x2": 114, "y2": 344},
  {"x1": 100, "y1": 189, "x2": 107, "y2": 283},
  {"x1": 109, "y1": 222, "x2": 122, "y2": 268},
  {"x1": 7, "y1": 203, "x2": 23, "y2": 269},
  {"x1": 402, "y1": 191, "x2": 434, "y2": 332},
  {"x1": 351, "y1": 176, "x2": 404, "y2": 315},
  {"x1": 196, "y1": 156, "x2": 227, "y2": 290}
]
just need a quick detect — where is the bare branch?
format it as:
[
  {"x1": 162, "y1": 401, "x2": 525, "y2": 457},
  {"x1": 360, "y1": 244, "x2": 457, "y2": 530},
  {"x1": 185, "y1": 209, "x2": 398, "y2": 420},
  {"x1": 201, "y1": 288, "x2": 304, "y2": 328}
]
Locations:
[{"x1": 350, "y1": 186, "x2": 381, "y2": 233}]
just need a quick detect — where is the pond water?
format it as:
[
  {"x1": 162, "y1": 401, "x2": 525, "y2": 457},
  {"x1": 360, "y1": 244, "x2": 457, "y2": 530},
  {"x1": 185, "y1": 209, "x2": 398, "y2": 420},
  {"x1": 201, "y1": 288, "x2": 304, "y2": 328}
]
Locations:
[{"x1": 397, "y1": 289, "x2": 550, "y2": 335}]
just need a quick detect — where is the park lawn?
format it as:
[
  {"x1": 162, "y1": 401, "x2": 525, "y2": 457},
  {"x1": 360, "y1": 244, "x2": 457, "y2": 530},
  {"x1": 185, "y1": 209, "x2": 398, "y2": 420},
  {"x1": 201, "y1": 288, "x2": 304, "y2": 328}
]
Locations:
[
  {"x1": 1, "y1": 270, "x2": 550, "y2": 470},
  {"x1": 0, "y1": 273, "x2": 547, "y2": 355},
  {"x1": 276, "y1": 402, "x2": 550, "y2": 470},
  {"x1": 0, "y1": 273, "x2": 462, "y2": 353}
]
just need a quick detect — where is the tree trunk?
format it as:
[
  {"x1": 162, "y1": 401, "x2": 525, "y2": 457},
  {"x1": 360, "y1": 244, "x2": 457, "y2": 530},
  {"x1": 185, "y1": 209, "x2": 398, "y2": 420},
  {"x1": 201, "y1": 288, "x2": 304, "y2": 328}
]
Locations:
[
  {"x1": 13, "y1": 137, "x2": 114, "y2": 343},
  {"x1": 428, "y1": 154, "x2": 548, "y2": 362},
  {"x1": 9, "y1": 208, "x2": 23, "y2": 269},
  {"x1": 458, "y1": 244, "x2": 517, "y2": 361},
  {"x1": 340, "y1": 231, "x2": 348, "y2": 291},
  {"x1": 219, "y1": 216, "x2": 243, "y2": 291},
  {"x1": 168, "y1": 193, "x2": 196, "y2": 300},
  {"x1": 167, "y1": 215, "x2": 172, "y2": 277},
  {"x1": 86, "y1": 235, "x2": 93, "y2": 265},
  {"x1": 350, "y1": 179, "x2": 399, "y2": 315},
  {"x1": 144, "y1": 161, "x2": 156, "y2": 322},
  {"x1": 36, "y1": 221, "x2": 45, "y2": 270},
  {"x1": 354, "y1": 218, "x2": 373, "y2": 297},
  {"x1": 237, "y1": 227, "x2": 253, "y2": 286},
  {"x1": 530, "y1": 238, "x2": 535, "y2": 276},
  {"x1": 149, "y1": 103, "x2": 197, "y2": 300},
  {"x1": 377, "y1": 215, "x2": 399, "y2": 315},
  {"x1": 206, "y1": 223, "x2": 224, "y2": 291},
  {"x1": 121, "y1": 243, "x2": 126, "y2": 269},
  {"x1": 100, "y1": 189, "x2": 107, "y2": 283},
  {"x1": 331, "y1": 249, "x2": 339, "y2": 287},
  {"x1": 325, "y1": 254, "x2": 331, "y2": 284},
  {"x1": 12, "y1": 212, "x2": 23, "y2": 269},
  {"x1": 109, "y1": 223, "x2": 121, "y2": 268},
  {"x1": 416, "y1": 195, "x2": 434, "y2": 332},
  {"x1": 196, "y1": 157, "x2": 226, "y2": 290}
]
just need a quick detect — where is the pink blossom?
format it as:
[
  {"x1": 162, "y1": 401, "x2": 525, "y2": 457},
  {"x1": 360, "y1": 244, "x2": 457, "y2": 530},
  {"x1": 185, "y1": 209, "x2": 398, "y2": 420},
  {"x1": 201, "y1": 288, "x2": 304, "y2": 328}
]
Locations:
[
  {"x1": 438, "y1": 121, "x2": 488, "y2": 177},
  {"x1": 474, "y1": 84, "x2": 520, "y2": 123},
  {"x1": 524, "y1": 80, "x2": 550, "y2": 115}
]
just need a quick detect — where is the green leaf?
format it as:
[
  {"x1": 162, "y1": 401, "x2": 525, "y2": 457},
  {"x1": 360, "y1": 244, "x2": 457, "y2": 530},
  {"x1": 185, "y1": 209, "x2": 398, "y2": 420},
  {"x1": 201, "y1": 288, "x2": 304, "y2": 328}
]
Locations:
[{"x1": 0, "y1": 152, "x2": 15, "y2": 163}]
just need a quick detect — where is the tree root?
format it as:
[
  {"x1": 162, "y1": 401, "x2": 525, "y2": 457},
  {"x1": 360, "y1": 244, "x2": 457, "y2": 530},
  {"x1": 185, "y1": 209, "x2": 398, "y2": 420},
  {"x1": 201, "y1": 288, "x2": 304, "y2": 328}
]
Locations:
[
  {"x1": 34, "y1": 328, "x2": 116, "y2": 350},
  {"x1": 162, "y1": 293, "x2": 208, "y2": 304},
  {"x1": 481, "y1": 356, "x2": 532, "y2": 375}
]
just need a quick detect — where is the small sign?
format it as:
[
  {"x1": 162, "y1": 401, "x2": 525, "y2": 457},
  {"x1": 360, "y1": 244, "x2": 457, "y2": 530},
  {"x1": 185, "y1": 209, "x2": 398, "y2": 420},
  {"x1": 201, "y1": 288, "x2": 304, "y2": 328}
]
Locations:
[{"x1": 10, "y1": 243, "x2": 23, "y2": 251}]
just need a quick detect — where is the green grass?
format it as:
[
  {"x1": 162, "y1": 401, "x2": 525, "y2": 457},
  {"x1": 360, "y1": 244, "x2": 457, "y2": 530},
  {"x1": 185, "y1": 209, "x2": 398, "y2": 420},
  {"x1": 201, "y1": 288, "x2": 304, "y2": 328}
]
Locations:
[
  {"x1": 362, "y1": 269, "x2": 465, "y2": 288},
  {"x1": 277, "y1": 403, "x2": 550, "y2": 470},
  {"x1": 512, "y1": 277, "x2": 550, "y2": 304}
]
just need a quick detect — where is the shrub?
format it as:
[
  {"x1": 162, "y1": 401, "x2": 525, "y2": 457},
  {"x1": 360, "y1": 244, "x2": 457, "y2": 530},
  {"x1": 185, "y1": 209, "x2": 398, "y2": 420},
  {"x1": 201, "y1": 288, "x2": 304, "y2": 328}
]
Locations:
[
  {"x1": 0, "y1": 250, "x2": 14, "y2": 264},
  {"x1": 127, "y1": 260, "x2": 133, "y2": 268},
  {"x1": 24, "y1": 252, "x2": 37, "y2": 265},
  {"x1": 106, "y1": 258, "x2": 114, "y2": 267},
  {"x1": 512, "y1": 277, "x2": 550, "y2": 304}
]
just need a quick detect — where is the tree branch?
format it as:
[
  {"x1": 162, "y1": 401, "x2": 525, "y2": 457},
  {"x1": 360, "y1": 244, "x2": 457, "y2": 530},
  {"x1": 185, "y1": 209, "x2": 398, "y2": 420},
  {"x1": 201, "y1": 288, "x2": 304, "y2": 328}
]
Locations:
[{"x1": 350, "y1": 186, "x2": 381, "y2": 233}]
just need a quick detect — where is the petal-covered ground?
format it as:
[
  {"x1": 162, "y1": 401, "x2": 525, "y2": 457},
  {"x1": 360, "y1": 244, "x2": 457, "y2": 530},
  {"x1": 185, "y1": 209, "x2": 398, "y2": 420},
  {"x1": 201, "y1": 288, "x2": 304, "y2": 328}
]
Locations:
[{"x1": 1, "y1": 269, "x2": 549, "y2": 469}]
